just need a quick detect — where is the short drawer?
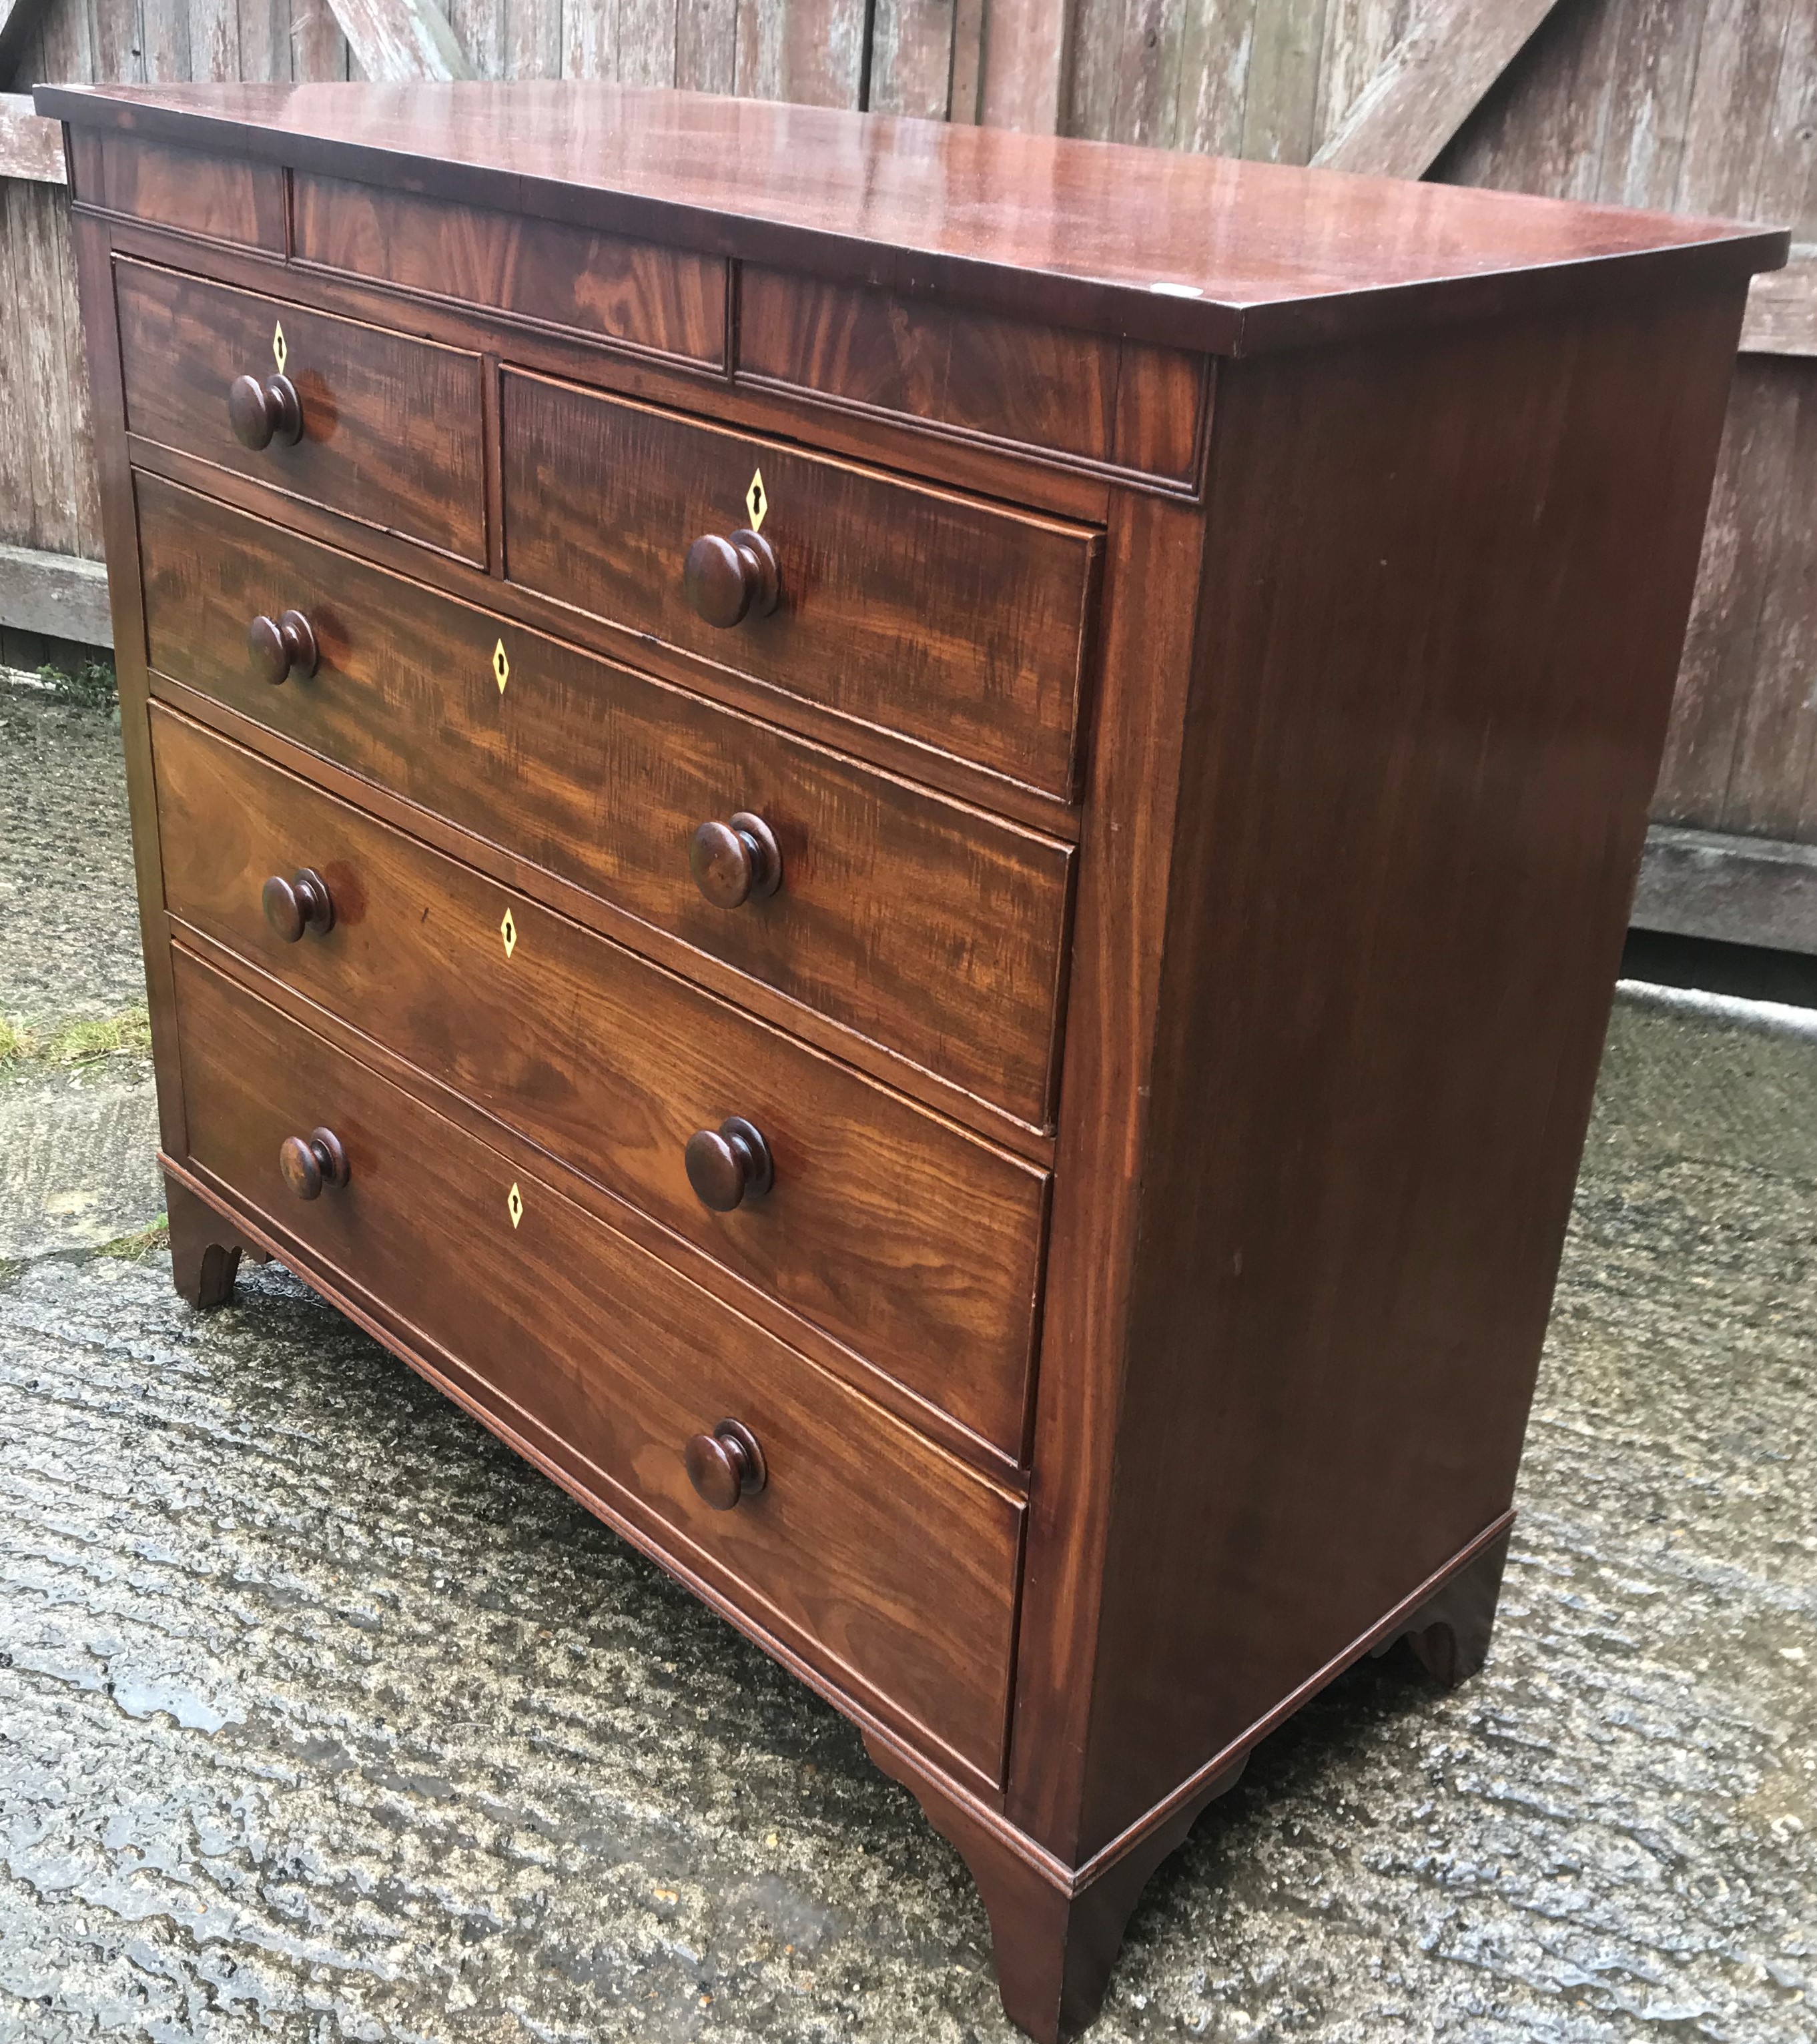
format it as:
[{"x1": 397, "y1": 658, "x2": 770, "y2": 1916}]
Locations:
[
  {"x1": 116, "y1": 260, "x2": 486, "y2": 564},
  {"x1": 171, "y1": 949, "x2": 1022, "y2": 1783},
  {"x1": 71, "y1": 132, "x2": 285, "y2": 250},
  {"x1": 292, "y1": 173, "x2": 727, "y2": 368},
  {"x1": 739, "y1": 268, "x2": 1207, "y2": 486},
  {"x1": 138, "y1": 476, "x2": 1072, "y2": 1127},
  {"x1": 500, "y1": 370, "x2": 1100, "y2": 799},
  {"x1": 153, "y1": 707, "x2": 1048, "y2": 1456}
]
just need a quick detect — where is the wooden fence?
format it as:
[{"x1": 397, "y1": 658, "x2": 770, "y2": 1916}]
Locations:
[{"x1": 3, "y1": 0, "x2": 1814, "y2": 944}]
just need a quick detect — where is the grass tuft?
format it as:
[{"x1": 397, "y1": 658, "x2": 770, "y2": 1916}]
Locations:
[
  {"x1": 97, "y1": 1217, "x2": 171, "y2": 1261},
  {"x1": 1, "y1": 1005, "x2": 151, "y2": 1070}
]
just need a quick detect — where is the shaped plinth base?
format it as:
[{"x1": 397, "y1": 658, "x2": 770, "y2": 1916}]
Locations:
[
  {"x1": 867, "y1": 1525, "x2": 1512, "y2": 2039},
  {"x1": 1375, "y1": 1524, "x2": 1511, "y2": 1688},
  {"x1": 863, "y1": 1731, "x2": 1245, "y2": 2044},
  {"x1": 165, "y1": 1177, "x2": 266, "y2": 1310}
]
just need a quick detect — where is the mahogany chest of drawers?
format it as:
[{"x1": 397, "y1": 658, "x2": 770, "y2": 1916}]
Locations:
[{"x1": 41, "y1": 80, "x2": 1784, "y2": 2041}]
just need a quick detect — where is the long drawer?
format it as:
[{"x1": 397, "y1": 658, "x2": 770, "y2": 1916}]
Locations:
[
  {"x1": 137, "y1": 475, "x2": 1073, "y2": 1127},
  {"x1": 500, "y1": 369, "x2": 1100, "y2": 799},
  {"x1": 153, "y1": 706, "x2": 1048, "y2": 1456},
  {"x1": 171, "y1": 949, "x2": 1023, "y2": 1783},
  {"x1": 116, "y1": 261, "x2": 488, "y2": 564}
]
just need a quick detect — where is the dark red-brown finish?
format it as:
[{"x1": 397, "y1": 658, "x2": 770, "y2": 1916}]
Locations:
[
  {"x1": 68, "y1": 128, "x2": 286, "y2": 249},
  {"x1": 248, "y1": 608, "x2": 318, "y2": 684},
  {"x1": 115, "y1": 262, "x2": 488, "y2": 564},
  {"x1": 688, "y1": 813, "x2": 781, "y2": 909},
  {"x1": 684, "y1": 1419, "x2": 767, "y2": 1510},
  {"x1": 135, "y1": 477, "x2": 1074, "y2": 1127},
  {"x1": 151, "y1": 708, "x2": 1048, "y2": 1456},
  {"x1": 739, "y1": 268, "x2": 1207, "y2": 484},
  {"x1": 292, "y1": 170, "x2": 729, "y2": 367},
  {"x1": 260, "y1": 867, "x2": 334, "y2": 941},
  {"x1": 171, "y1": 949, "x2": 1023, "y2": 1784},
  {"x1": 684, "y1": 1117, "x2": 773, "y2": 1213},
  {"x1": 683, "y1": 528, "x2": 780, "y2": 628},
  {"x1": 40, "y1": 82, "x2": 1784, "y2": 356},
  {"x1": 47, "y1": 79, "x2": 1783, "y2": 2044},
  {"x1": 278, "y1": 1124, "x2": 349, "y2": 1199},
  {"x1": 227, "y1": 372, "x2": 303, "y2": 450},
  {"x1": 500, "y1": 370, "x2": 1100, "y2": 799}
]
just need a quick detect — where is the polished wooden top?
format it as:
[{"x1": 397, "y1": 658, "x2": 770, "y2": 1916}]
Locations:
[{"x1": 39, "y1": 82, "x2": 1787, "y2": 354}]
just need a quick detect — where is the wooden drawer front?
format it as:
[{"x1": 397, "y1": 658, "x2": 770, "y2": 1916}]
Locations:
[
  {"x1": 70, "y1": 132, "x2": 286, "y2": 250},
  {"x1": 292, "y1": 175, "x2": 727, "y2": 368},
  {"x1": 138, "y1": 478, "x2": 1072, "y2": 1126},
  {"x1": 740, "y1": 268, "x2": 1207, "y2": 486},
  {"x1": 116, "y1": 262, "x2": 487, "y2": 564},
  {"x1": 153, "y1": 708, "x2": 1048, "y2": 1454},
  {"x1": 500, "y1": 370, "x2": 1099, "y2": 799},
  {"x1": 172, "y1": 951, "x2": 1022, "y2": 1782}
]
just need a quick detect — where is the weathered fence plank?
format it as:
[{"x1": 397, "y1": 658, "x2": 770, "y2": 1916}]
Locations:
[
  {"x1": 1743, "y1": 254, "x2": 1817, "y2": 358},
  {"x1": 0, "y1": 91, "x2": 63, "y2": 176},
  {"x1": 1654, "y1": 362, "x2": 1804, "y2": 829},
  {"x1": 1312, "y1": 0, "x2": 1565, "y2": 179},
  {"x1": 0, "y1": 0, "x2": 53, "y2": 83},
  {"x1": 0, "y1": 540, "x2": 109, "y2": 639},
  {"x1": 328, "y1": 0, "x2": 472, "y2": 78},
  {"x1": 975, "y1": 0, "x2": 1067, "y2": 133},
  {"x1": 1633, "y1": 825, "x2": 1817, "y2": 953},
  {"x1": 869, "y1": 0, "x2": 956, "y2": 117}
]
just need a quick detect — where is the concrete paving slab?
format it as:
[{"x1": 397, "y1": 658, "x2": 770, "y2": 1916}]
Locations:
[
  {"x1": 0, "y1": 1065, "x2": 161, "y2": 1261},
  {"x1": 0, "y1": 1049, "x2": 1811, "y2": 2043},
  {"x1": 0, "y1": 681, "x2": 145, "y2": 1033}
]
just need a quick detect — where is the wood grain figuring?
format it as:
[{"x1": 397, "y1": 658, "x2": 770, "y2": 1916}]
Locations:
[
  {"x1": 500, "y1": 370, "x2": 1101, "y2": 797},
  {"x1": 115, "y1": 261, "x2": 487, "y2": 562},
  {"x1": 292, "y1": 172, "x2": 727, "y2": 365},
  {"x1": 1069, "y1": 284, "x2": 1752, "y2": 1861},
  {"x1": 1004, "y1": 487, "x2": 1207, "y2": 1861},
  {"x1": 151, "y1": 705, "x2": 1050, "y2": 1454},
  {"x1": 50, "y1": 79, "x2": 1782, "y2": 2044},
  {"x1": 171, "y1": 947, "x2": 1023, "y2": 1783},
  {"x1": 738, "y1": 268, "x2": 1206, "y2": 483},
  {"x1": 135, "y1": 476, "x2": 1075, "y2": 1125},
  {"x1": 35, "y1": 83, "x2": 1788, "y2": 357},
  {"x1": 73, "y1": 130, "x2": 286, "y2": 247}
]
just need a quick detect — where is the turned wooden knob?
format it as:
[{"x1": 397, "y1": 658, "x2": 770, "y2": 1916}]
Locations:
[
  {"x1": 685, "y1": 1116, "x2": 773, "y2": 1212},
  {"x1": 279, "y1": 1126, "x2": 349, "y2": 1200},
  {"x1": 685, "y1": 1419, "x2": 767, "y2": 1510},
  {"x1": 248, "y1": 609, "x2": 318, "y2": 684},
  {"x1": 262, "y1": 867, "x2": 335, "y2": 942},
  {"x1": 227, "y1": 372, "x2": 304, "y2": 450},
  {"x1": 689, "y1": 813, "x2": 781, "y2": 909},
  {"x1": 683, "y1": 528, "x2": 780, "y2": 628}
]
